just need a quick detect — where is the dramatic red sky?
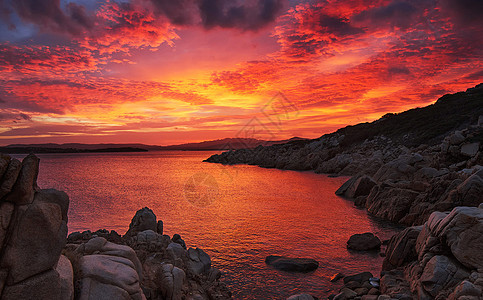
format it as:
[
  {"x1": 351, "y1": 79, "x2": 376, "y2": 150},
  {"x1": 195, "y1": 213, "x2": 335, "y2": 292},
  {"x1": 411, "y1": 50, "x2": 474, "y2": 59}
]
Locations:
[{"x1": 0, "y1": 0, "x2": 482, "y2": 145}]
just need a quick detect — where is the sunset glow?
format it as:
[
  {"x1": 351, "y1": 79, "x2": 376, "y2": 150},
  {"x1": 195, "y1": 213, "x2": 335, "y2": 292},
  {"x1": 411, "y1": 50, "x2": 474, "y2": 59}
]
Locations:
[{"x1": 0, "y1": 0, "x2": 482, "y2": 145}]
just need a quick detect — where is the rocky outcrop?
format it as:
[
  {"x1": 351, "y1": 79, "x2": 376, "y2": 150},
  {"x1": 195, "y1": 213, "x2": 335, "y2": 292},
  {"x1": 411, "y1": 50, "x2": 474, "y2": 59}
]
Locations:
[
  {"x1": 347, "y1": 233, "x2": 381, "y2": 251},
  {"x1": 67, "y1": 207, "x2": 231, "y2": 300},
  {"x1": 377, "y1": 206, "x2": 483, "y2": 299},
  {"x1": 205, "y1": 85, "x2": 483, "y2": 227},
  {"x1": 0, "y1": 154, "x2": 69, "y2": 299},
  {"x1": 265, "y1": 255, "x2": 319, "y2": 272}
]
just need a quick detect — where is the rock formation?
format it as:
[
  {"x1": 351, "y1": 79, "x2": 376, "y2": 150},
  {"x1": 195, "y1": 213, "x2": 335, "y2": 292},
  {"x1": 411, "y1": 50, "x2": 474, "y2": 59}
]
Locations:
[
  {"x1": 379, "y1": 206, "x2": 483, "y2": 299},
  {"x1": 205, "y1": 84, "x2": 483, "y2": 227},
  {"x1": 0, "y1": 153, "x2": 69, "y2": 299},
  {"x1": 67, "y1": 207, "x2": 232, "y2": 300}
]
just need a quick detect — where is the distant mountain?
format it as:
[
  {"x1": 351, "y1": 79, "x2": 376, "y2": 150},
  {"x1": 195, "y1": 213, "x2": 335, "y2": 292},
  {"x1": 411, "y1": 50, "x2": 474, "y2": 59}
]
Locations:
[{"x1": 2, "y1": 137, "x2": 308, "y2": 153}]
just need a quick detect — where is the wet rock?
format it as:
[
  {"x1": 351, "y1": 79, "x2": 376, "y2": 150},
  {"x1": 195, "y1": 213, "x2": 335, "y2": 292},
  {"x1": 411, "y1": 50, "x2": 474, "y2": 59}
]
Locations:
[
  {"x1": 383, "y1": 226, "x2": 422, "y2": 270},
  {"x1": 330, "y1": 272, "x2": 345, "y2": 282},
  {"x1": 347, "y1": 233, "x2": 381, "y2": 251},
  {"x1": 343, "y1": 272, "x2": 373, "y2": 284},
  {"x1": 265, "y1": 255, "x2": 319, "y2": 272}
]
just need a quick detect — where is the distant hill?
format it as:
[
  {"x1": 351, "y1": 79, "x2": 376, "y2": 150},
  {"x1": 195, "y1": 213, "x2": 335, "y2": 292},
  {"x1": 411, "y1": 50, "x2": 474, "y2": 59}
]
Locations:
[{"x1": 1, "y1": 137, "x2": 308, "y2": 154}]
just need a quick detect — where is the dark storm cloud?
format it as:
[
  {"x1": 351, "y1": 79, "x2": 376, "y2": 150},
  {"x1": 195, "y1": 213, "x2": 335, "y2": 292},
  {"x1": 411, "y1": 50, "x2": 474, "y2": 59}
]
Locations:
[
  {"x1": 387, "y1": 66, "x2": 411, "y2": 75},
  {"x1": 0, "y1": 0, "x2": 93, "y2": 35},
  {"x1": 441, "y1": 0, "x2": 483, "y2": 27},
  {"x1": 352, "y1": 1, "x2": 420, "y2": 29},
  {"x1": 149, "y1": 0, "x2": 285, "y2": 30},
  {"x1": 317, "y1": 13, "x2": 365, "y2": 36}
]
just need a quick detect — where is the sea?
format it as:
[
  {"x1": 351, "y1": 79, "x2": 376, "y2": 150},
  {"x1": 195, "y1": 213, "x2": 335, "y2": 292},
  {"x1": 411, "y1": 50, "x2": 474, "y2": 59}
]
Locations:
[{"x1": 12, "y1": 151, "x2": 401, "y2": 299}]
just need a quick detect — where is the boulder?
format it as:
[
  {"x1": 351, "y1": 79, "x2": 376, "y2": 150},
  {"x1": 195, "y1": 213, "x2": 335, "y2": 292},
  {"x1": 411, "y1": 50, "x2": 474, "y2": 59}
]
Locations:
[
  {"x1": 4, "y1": 153, "x2": 39, "y2": 205},
  {"x1": 343, "y1": 272, "x2": 373, "y2": 284},
  {"x1": 0, "y1": 158, "x2": 21, "y2": 198},
  {"x1": 187, "y1": 247, "x2": 211, "y2": 275},
  {"x1": 383, "y1": 226, "x2": 422, "y2": 270},
  {"x1": 265, "y1": 255, "x2": 318, "y2": 272},
  {"x1": 347, "y1": 233, "x2": 381, "y2": 251},
  {"x1": 345, "y1": 176, "x2": 377, "y2": 199},
  {"x1": 125, "y1": 207, "x2": 157, "y2": 237},
  {"x1": 76, "y1": 237, "x2": 143, "y2": 279},
  {"x1": 157, "y1": 263, "x2": 185, "y2": 300},
  {"x1": 420, "y1": 255, "x2": 470, "y2": 297},
  {"x1": 336, "y1": 175, "x2": 360, "y2": 196},
  {"x1": 448, "y1": 280, "x2": 482, "y2": 299},
  {"x1": 1, "y1": 269, "x2": 61, "y2": 300},
  {"x1": 78, "y1": 254, "x2": 144, "y2": 300},
  {"x1": 0, "y1": 189, "x2": 69, "y2": 284},
  {"x1": 449, "y1": 132, "x2": 465, "y2": 145},
  {"x1": 428, "y1": 207, "x2": 483, "y2": 270},
  {"x1": 461, "y1": 142, "x2": 480, "y2": 157},
  {"x1": 56, "y1": 255, "x2": 74, "y2": 300}
]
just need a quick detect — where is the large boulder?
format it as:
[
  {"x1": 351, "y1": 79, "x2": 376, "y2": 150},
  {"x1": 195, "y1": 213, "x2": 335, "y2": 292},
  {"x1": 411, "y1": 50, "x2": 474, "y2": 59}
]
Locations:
[
  {"x1": 383, "y1": 226, "x2": 422, "y2": 270},
  {"x1": 78, "y1": 254, "x2": 145, "y2": 300},
  {"x1": 420, "y1": 255, "x2": 470, "y2": 297},
  {"x1": 76, "y1": 237, "x2": 143, "y2": 279},
  {"x1": 0, "y1": 189, "x2": 69, "y2": 285},
  {"x1": 0, "y1": 158, "x2": 21, "y2": 198},
  {"x1": 0, "y1": 269, "x2": 61, "y2": 300},
  {"x1": 187, "y1": 248, "x2": 211, "y2": 275},
  {"x1": 4, "y1": 153, "x2": 39, "y2": 205},
  {"x1": 366, "y1": 186, "x2": 419, "y2": 223},
  {"x1": 265, "y1": 255, "x2": 318, "y2": 272},
  {"x1": 427, "y1": 207, "x2": 483, "y2": 270},
  {"x1": 344, "y1": 176, "x2": 377, "y2": 199},
  {"x1": 347, "y1": 233, "x2": 381, "y2": 251},
  {"x1": 56, "y1": 255, "x2": 74, "y2": 300},
  {"x1": 125, "y1": 207, "x2": 157, "y2": 237}
]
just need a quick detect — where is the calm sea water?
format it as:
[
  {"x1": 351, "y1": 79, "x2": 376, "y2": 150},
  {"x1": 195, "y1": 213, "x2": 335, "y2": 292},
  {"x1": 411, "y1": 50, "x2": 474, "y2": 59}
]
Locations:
[{"x1": 13, "y1": 151, "x2": 400, "y2": 299}]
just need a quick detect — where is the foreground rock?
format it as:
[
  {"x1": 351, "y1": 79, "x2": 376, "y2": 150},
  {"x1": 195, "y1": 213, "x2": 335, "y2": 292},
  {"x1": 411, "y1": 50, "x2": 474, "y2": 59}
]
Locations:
[
  {"x1": 347, "y1": 233, "x2": 381, "y2": 251},
  {"x1": 0, "y1": 154, "x2": 69, "y2": 299},
  {"x1": 67, "y1": 207, "x2": 231, "y2": 300},
  {"x1": 379, "y1": 206, "x2": 483, "y2": 299},
  {"x1": 265, "y1": 255, "x2": 319, "y2": 272}
]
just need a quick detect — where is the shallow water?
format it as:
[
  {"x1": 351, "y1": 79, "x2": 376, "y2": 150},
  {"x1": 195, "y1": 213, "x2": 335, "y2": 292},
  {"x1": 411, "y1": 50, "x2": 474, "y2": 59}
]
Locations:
[{"x1": 14, "y1": 151, "x2": 400, "y2": 299}]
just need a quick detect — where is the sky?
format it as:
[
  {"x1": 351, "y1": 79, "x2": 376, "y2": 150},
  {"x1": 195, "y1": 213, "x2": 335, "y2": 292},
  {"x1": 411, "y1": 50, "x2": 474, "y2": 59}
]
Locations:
[{"x1": 0, "y1": 0, "x2": 482, "y2": 146}]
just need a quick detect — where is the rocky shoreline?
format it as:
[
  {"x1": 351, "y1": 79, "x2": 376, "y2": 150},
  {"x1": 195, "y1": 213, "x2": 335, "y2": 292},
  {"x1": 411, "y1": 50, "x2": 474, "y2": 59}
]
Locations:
[
  {"x1": 205, "y1": 85, "x2": 483, "y2": 227},
  {"x1": 0, "y1": 85, "x2": 481, "y2": 299}
]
